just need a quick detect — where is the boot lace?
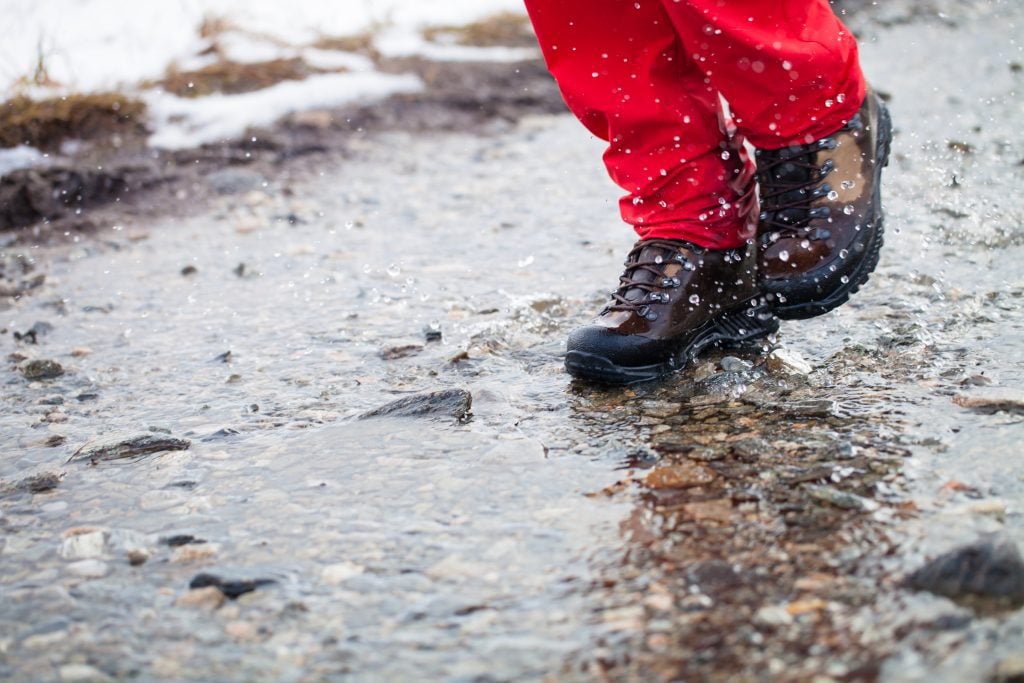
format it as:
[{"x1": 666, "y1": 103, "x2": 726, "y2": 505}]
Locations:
[
  {"x1": 605, "y1": 239, "x2": 700, "y2": 321},
  {"x1": 756, "y1": 137, "x2": 838, "y2": 240}
]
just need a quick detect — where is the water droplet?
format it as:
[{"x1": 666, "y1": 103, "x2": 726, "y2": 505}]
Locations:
[
  {"x1": 800, "y1": 239, "x2": 811, "y2": 249},
  {"x1": 517, "y1": 254, "x2": 535, "y2": 268},
  {"x1": 362, "y1": 264, "x2": 372, "y2": 273},
  {"x1": 839, "y1": 249, "x2": 849, "y2": 259},
  {"x1": 841, "y1": 180, "x2": 856, "y2": 190},
  {"x1": 827, "y1": 190, "x2": 839, "y2": 201},
  {"x1": 654, "y1": 255, "x2": 664, "y2": 264},
  {"x1": 689, "y1": 294, "x2": 701, "y2": 305},
  {"x1": 840, "y1": 275, "x2": 850, "y2": 284},
  {"x1": 824, "y1": 99, "x2": 834, "y2": 108},
  {"x1": 837, "y1": 93, "x2": 847, "y2": 104},
  {"x1": 843, "y1": 205, "x2": 856, "y2": 215},
  {"x1": 386, "y1": 263, "x2": 401, "y2": 277},
  {"x1": 720, "y1": 150, "x2": 731, "y2": 160},
  {"x1": 778, "y1": 250, "x2": 790, "y2": 262}
]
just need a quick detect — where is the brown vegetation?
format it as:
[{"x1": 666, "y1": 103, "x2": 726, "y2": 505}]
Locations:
[
  {"x1": 155, "y1": 58, "x2": 337, "y2": 98},
  {"x1": 422, "y1": 12, "x2": 536, "y2": 48},
  {"x1": 0, "y1": 93, "x2": 147, "y2": 151}
]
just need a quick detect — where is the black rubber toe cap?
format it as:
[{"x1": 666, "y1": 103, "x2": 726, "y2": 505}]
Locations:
[{"x1": 566, "y1": 325, "x2": 673, "y2": 369}]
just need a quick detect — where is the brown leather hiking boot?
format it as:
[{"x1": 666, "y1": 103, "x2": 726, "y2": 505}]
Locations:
[
  {"x1": 756, "y1": 91, "x2": 893, "y2": 320},
  {"x1": 565, "y1": 239, "x2": 778, "y2": 385}
]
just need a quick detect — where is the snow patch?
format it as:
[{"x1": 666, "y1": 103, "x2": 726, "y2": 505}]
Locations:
[
  {"x1": 146, "y1": 72, "x2": 423, "y2": 149},
  {"x1": 0, "y1": 146, "x2": 46, "y2": 176}
]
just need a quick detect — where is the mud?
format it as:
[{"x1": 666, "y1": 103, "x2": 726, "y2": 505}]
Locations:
[{"x1": 1, "y1": 1, "x2": 1023, "y2": 681}]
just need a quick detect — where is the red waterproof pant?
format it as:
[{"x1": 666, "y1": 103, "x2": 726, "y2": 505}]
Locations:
[{"x1": 525, "y1": 0, "x2": 867, "y2": 248}]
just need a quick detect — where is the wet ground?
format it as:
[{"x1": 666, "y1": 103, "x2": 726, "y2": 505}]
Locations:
[{"x1": 2, "y1": 1, "x2": 1024, "y2": 681}]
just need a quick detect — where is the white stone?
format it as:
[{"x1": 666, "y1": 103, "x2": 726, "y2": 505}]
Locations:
[
  {"x1": 59, "y1": 663, "x2": 111, "y2": 682},
  {"x1": 766, "y1": 348, "x2": 814, "y2": 376},
  {"x1": 59, "y1": 532, "x2": 106, "y2": 560},
  {"x1": 66, "y1": 560, "x2": 110, "y2": 579},
  {"x1": 321, "y1": 562, "x2": 365, "y2": 585}
]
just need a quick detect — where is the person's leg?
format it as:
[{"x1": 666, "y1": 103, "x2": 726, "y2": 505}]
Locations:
[
  {"x1": 660, "y1": 0, "x2": 891, "y2": 320},
  {"x1": 524, "y1": 0, "x2": 752, "y2": 249},
  {"x1": 525, "y1": 0, "x2": 777, "y2": 385}
]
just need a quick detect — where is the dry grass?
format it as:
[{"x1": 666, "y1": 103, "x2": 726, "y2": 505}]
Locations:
[
  {"x1": 422, "y1": 12, "x2": 536, "y2": 48},
  {"x1": 313, "y1": 32, "x2": 381, "y2": 61},
  {"x1": 0, "y1": 93, "x2": 147, "y2": 151},
  {"x1": 155, "y1": 58, "x2": 337, "y2": 98}
]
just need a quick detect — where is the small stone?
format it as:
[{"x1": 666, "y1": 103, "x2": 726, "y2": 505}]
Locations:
[
  {"x1": 755, "y1": 605, "x2": 794, "y2": 628},
  {"x1": 70, "y1": 347, "x2": 93, "y2": 358},
  {"x1": 993, "y1": 654, "x2": 1024, "y2": 683},
  {"x1": 176, "y1": 586, "x2": 225, "y2": 610},
  {"x1": 954, "y1": 390, "x2": 1024, "y2": 415},
  {"x1": 66, "y1": 559, "x2": 109, "y2": 579},
  {"x1": 22, "y1": 359, "x2": 64, "y2": 380},
  {"x1": 806, "y1": 484, "x2": 879, "y2": 512},
  {"x1": 60, "y1": 531, "x2": 107, "y2": 560},
  {"x1": 126, "y1": 549, "x2": 150, "y2": 566},
  {"x1": 189, "y1": 573, "x2": 276, "y2": 599},
  {"x1": 12, "y1": 471, "x2": 61, "y2": 493},
  {"x1": 58, "y1": 663, "x2": 111, "y2": 682},
  {"x1": 645, "y1": 463, "x2": 716, "y2": 490},
  {"x1": 321, "y1": 562, "x2": 365, "y2": 585},
  {"x1": 290, "y1": 109, "x2": 333, "y2": 129},
  {"x1": 379, "y1": 344, "x2": 423, "y2": 360},
  {"x1": 180, "y1": 265, "x2": 198, "y2": 276},
  {"x1": 720, "y1": 356, "x2": 753, "y2": 373},
  {"x1": 969, "y1": 499, "x2": 1007, "y2": 517},
  {"x1": 172, "y1": 544, "x2": 218, "y2": 563},
  {"x1": 766, "y1": 348, "x2": 814, "y2": 376},
  {"x1": 206, "y1": 168, "x2": 266, "y2": 195},
  {"x1": 225, "y1": 620, "x2": 259, "y2": 641},
  {"x1": 360, "y1": 389, "x2": 472, "y2": 421},
  {"x1": 907, "y1": 537, "x2": 1024, "y2": 606},
  {"x1": 682, "y1": 499, "x2": 733, "y2": 523}
]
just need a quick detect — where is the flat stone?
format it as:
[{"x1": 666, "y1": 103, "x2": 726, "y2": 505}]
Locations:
[
  {"x1": 66, "y1": 560, "x2": 109, "y2": 579},
  {"x1": 360, "y1": 389, "x2": 472, "y2": 421},
  {"x1": 176, "y1": 586, "x2": 225, "y2": 610},
  {"x1": 206, "y1": 168, "x2": 266, "y2": 195},
  {"x1": 806, "y1": 485, "x2": 879, "y2": 512},
  {"x1": 59, "y1": 664, "x2": 111, "y2": 683},
  {"x1": 954, "y1": 390, "x2": 1024, "y2": 415},
  {"x1": 907, "y1": 537, "x2": 1024, "y2": 606},
  {"x1": 645, "y1": 463, "x2": 716, "y2": 490},
  {"x1": 682, "y1": 499, "x2": 734, "y2": 523},
  {"x1": 766, "y1": 348, "x2": 814, "y2": 376},
  {"x1": 72, "y1": 433, "x2": 191, "y2": 464},
  {"x1": 321, "y1": 562, "x2": 365, "y2": 585}
]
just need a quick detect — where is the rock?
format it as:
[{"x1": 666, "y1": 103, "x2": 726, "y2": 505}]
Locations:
[
  {"x1": 782, "y1": 399, "x2": 839, "y2": 418},
  {"x1": 806, "y1": 485, "x2": 879, "y2": 512},
  {"x1": 993, "y1": 654, "x2": 1024, "y2": 683},
  {"x1": 58, "y1": 664, "x2": 111, "y2": 683},
  {"x1": 720, "y1": 356, "x2": 753, "y2": 373},
  {"x1": 71, "y1": 434, "x2": 191, "y2": 464},
  {"x1": 290, "y1": 109, "x2": 333, "y2": 130},
  {"x1": 22, "y1": 359, "x2": 64, "y2": 380},
  {"x1": 180, "y1": 265, "x2": 198, "y2": 276},
  {"x1": 765, "y1": 348, "x2": 813, "y2": 376},
  {"x1": 360, "y1": 389, "x2": 472, "y2": 421},
  {"x1": 205, "y1": 168, "x2": 266, "y2": 195},
  {"x1": 172, "y1": 544, "x2": 218, "y2": 563},
  {"x1": 7, "y1": 471, "x2": 61, "y2": 494},
  {"x1": 423, "y1": 322, "x2": 443, "y2": 343},
  {"x1": 70, "y1": 347, "x2": 93, "y2": 357},
  {"x1": 907, "y1": 537, "x2": 1024, "y2": 606},
  {"x1": 224, "y1": 620, "x2": 259, "y2": 641},
  {"x1": 682, "y1": 499, "x2": 734, "y2": 523},
  {"x1": 66, "y1": 560, "x2": 109, "y2": 579},
  {"x1": 645, "y1": 463, "x2": 716, "y2": 490},
  {"x1": 189, "y1": 572, "x2": 276, "y2": 599},
  {"x1": 754, "y1": 605, "x2": 794, "y2": 628},
  {"x1": 954, "y1": 390, "x2": 1024, "y2": 415},
  {"x1": 380, "y1": 344, "x2": 423, "y2": 360},
  {"x1": 321, "y1": 562, "x2": 365, "y2": 585},
  {"x1": 13, "y1": 321, "x2": 53, "y2": 344},
  {"x1": 126, "y1": 549, "x2": 150, "y2": 566},
  {"x1": 176, "y1": 586, "x2": 225, "y2": 610},
  {"x1": 60, "y1": 531, "x2": 107, "y2": 560}
]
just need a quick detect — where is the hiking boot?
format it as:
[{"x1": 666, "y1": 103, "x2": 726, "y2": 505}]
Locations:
[
  {"x1": 564, "y1": 239, "x2": 778, "y2": 385},
  {"x1": 756, "y1": 90, "x2": 893, "y2": 320}
]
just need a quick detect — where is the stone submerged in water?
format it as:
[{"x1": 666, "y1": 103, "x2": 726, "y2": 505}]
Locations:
[
  {"x1": 71, "y1": 433, "x2": 191, "y2": 464},
  {"x1": 360, "y1": 389, "x2": 472, "y2": 421},
  {"x1": 907, "y1": 537, "x2": 1024, "y2": 607},
  {"x1": 189, "y1": 572, "x2": 276, "y2": 599},
  {"x1": 22, "y1": 359, "x2": 65, "y2": 380}
]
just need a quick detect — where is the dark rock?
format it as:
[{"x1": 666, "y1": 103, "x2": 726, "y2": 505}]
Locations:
[
  {"x1": 380, "y1": 344, "x2": 423, "y2": 360},
  {"x1": 907, "y1": 537, "x2": 1024, "y2": 606},
  {"x1": 6, "y1": 472, "x2": 62, "y2": 494},
  {"x1": 71, "y1": 433, "x2": 191, "y2": 464},
  {"x1": 181, "y1": 265, "x2": 198, "y2": 276},
  {"x1": 213, "y1": 350, "x2": 232, "y2": 363},
  {"x1": 22, "y1": 359, "x2": 64, "y2": 380},
  {"x1": 189, "y1": 572, "x2": 276, "y2": 599},
  {"x1": 13, "y1": 321, "x2": 53, "y2": 344},
  {"x1": 360, "y1": 389, "x2": 472, "y2": 421},
  {"x1": 160, "y1": 535, "x2": 207, "y2": 547},
  {"x1": 423, "y1": 322, "x2": 443, "y2": 343}
]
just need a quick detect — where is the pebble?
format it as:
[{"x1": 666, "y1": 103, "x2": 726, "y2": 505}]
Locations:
[
  {"x1": 172, "y1": 544, "x2": 218, "y2": 563},
  {"x1": 645, "y1": 463, "x2": 716, "y2": 490},
  {"x1": 682, "y1": 499, "x2": 733, "y2": 523},
  {"x1": 954, "y1": 390, "x2": 1024, "y2": 415},
  {"x1": 59, "y1": 531, "x2": 106, "y2": 560},
  {"x1": 754, "y1": 605, "x2": 794, "y2": 628},
  {"x1": 176, "y1": 586, "x2": 225, "y2": 610},
  {"x1": 379, "y1": 344, "x2": 423, "y2": 360},
  {"x1": 224, "y1": 621, "x2": 259, "y2": 641},
  {"x1": 765, "y1": 348, "x2": 814, "y2": 376},
  {"x1": 58, "y1": 664, "x2": 111, "y2": 683},
  {"x1": 806, "y1": 485, "x2": 880, "y2": 512},
  {"x1": 66, "y1": 560, "x2": 110, "y2": 579},
  {"x1": 993, "y1": 654, "x2": 1024, "y2": 683},
  {"x1": 321, "y1": 562, "x2": 365, "y2": 585},
  {"x1": 206, "y1": 168, "x2": 267, "y2": 195},
  {"x1": 720, "y1": 356, "x2": 753, "y2": 373},
  {"x1": 22, "y1": 359, "x2": 65, "y2": 380},
  {"x1": 70, "y1": 347, "x2": 93, "y2": 358}
]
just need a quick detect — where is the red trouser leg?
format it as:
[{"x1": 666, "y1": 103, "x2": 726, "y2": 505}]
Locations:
[{"x1": 524, "y1": 0, "x2": 866, "y2": 249}]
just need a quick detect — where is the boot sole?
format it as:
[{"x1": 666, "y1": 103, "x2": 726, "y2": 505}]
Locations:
[
  {"x1": 768, "y1": 100, "x2": 893, "y2": 321},
  {"x1": 564, "y1": 299, "x2": 779, "y2": 385}
]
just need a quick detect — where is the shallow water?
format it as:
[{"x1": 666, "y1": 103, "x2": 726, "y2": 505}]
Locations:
[{"x1": 2, "y1": 1, "x2": 1024, "y2": 681}]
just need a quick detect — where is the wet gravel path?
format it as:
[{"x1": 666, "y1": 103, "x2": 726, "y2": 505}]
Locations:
[{"x1": 2, "y1": 1, "x2": 1023, "y2": 681}]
